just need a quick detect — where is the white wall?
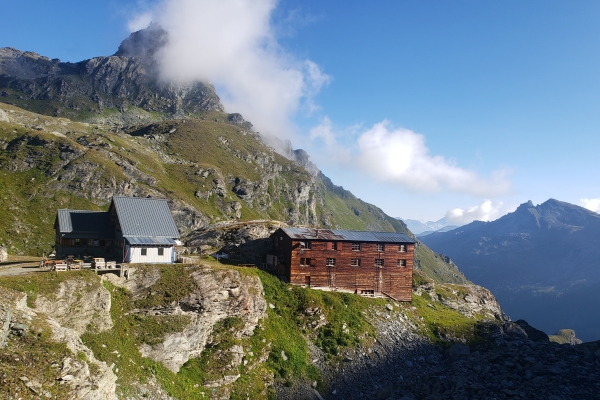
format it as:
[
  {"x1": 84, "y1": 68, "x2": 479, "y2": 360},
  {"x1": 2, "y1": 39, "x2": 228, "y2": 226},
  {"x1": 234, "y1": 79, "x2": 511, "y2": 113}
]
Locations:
[{"x1": 127, "y1": 246, "x2": 174, "y2": 263}]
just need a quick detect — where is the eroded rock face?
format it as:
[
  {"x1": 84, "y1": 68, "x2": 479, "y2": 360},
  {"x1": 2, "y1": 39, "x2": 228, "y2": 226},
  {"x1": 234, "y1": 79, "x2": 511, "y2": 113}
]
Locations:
[
  {"x1": 35, "y1": 276, "x2": 113, "y2": 335},
  {"x1": 117, "y1": 266, "x2": 267, "y2": 373},
  {"x1": 0, "y1": 285, "x2": 117, "y2": 400},
  {"x1": 0, "y1": 44, "x2": 223, "y2": 126},
  {"x1": 47, "y1": 319, "x2": 118, "y2": 400},
  {"x1": 442, "y1": 284, "x2": 507, "y2": 320}
]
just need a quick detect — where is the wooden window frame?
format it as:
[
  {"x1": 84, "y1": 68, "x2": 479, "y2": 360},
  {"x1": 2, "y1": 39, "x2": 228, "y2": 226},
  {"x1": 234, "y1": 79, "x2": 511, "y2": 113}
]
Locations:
[
  {"x1": 399, "y1": 244, "x2": 406, "y2": 252},
  {"x1": 351, "y1": 258, "x2": 361, "y2": 267},
  {"x1": 351, "y1": 243, "x2": 361, "y2": 251},
  {"x1": 375, "y1": 258, "x2": 384, "y2": 267},
  {"x1": 326, "y1": 258, "x2": 336, "y2": 267},
  {"x1": 158, "y1": 248, "x2": 164, "y2": 256},
  {"x1": 397, "y1": 259, "x2": 406, "y2": 267},
  {"x1": 141, "y1": 248, "x2": 147, "y2": 256},
  {"x1": 376, "y1": 243, "x2": 384, "y2": 252}
]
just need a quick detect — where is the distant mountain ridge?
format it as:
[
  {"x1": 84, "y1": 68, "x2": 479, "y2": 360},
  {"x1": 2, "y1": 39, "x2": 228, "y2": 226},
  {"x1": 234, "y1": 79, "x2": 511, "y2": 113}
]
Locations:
[
  {"x1": 416, "y1": 224, "x2": 459, "y2": 238},
  {"x1": 398, "y1": 216, "x2": 457, "y2": 234},
  {"x1": 421, "y1": 199, "x2": 600, "y2": 341}
]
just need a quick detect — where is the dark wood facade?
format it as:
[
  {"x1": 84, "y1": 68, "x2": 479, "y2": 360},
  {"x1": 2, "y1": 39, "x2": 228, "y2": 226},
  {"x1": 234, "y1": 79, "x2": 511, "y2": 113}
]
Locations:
[{"x1": 269, "y1": 228, "x2": 415, "y2": 301}]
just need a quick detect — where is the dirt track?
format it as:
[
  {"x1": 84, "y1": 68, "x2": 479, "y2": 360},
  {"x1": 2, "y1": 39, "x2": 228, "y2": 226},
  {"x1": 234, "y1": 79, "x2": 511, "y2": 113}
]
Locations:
[{"x1": 0, "y1": 260, "x2": 49, "y2": 277}]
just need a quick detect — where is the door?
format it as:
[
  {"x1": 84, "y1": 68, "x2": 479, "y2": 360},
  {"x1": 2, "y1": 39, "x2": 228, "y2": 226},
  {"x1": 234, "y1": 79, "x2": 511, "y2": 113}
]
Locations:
[{"x1": 305, "y1": 276, "x2": 311, "y2": 287}]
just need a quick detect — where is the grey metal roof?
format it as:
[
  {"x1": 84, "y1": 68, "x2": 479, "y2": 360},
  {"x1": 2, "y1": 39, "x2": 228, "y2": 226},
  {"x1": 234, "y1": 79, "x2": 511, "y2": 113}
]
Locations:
[
  {"x1": 56, "y1": 210, "x2": 113, "y2": 238},
  {"x1": 125, "y1": 237, "x2": 176, "y2": 245},
  {"x1": 112, "y1": 196, "x2": 180, "y2": 239},
  {"x1": 280, "y1": 227, "x2": 415, "y2": 243}
]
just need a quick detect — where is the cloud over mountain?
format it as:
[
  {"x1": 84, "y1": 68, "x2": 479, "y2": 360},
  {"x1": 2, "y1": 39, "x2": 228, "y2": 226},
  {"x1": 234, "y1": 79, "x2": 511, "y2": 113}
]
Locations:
[
  {"x1": 445, "y1": 200, "x2": 512, "y2": 225},
  {"x1": 581, "y1": 198, "x2": 600, "y2": 213},
  {"x1": 128, "y1": 0, "x2": 329, "y2": 140}
]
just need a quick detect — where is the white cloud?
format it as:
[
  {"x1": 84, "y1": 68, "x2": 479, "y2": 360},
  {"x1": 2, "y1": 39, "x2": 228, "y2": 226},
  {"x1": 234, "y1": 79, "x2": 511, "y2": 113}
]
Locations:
[
  {"x1": 127, "y1": 0, "x2": 329, "y2": 140},
  {"x1": 127, "y1": 12, "x2": 153, "y2": 32},
  {"x1": 581, "y1": 198, "x2": 600, "y2": 213},
  {"x1": 445, "y1": 200, "x2": 510, "y2": 225},
  {"x1": 356, "y1": 121, "x2": 511, "y2": 196}
]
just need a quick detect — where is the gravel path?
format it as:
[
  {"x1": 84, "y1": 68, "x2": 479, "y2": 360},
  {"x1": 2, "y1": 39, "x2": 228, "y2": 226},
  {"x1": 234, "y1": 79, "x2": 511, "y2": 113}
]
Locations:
[{"x1": 0, "y1": 261, "x2": 48, "y2": 277}]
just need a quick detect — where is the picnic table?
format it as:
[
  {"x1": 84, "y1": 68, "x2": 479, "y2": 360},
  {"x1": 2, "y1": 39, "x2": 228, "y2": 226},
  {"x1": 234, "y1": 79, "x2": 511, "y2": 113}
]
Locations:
[
  {"x1": 54, "y1": 262, "x2": 68, "y2": 272},
  {"x1": 69, "y1": 259, "x2": 83, "y2": 270}
]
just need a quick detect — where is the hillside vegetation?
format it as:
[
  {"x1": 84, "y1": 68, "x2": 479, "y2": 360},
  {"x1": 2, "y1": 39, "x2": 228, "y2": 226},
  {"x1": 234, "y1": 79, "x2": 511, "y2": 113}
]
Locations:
[
  {"x1": 0, "y1": 102, "x2": 465, "y2": 284},
  {"x1": 0, "y1": 263, "x2": 499, "y2": 399}
]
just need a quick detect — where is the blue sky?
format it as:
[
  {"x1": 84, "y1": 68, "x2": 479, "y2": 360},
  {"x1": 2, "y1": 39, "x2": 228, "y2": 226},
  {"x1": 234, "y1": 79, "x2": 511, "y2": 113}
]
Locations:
[{"x1": 3, "y1": 1, "x2": 600, "y2": 223}]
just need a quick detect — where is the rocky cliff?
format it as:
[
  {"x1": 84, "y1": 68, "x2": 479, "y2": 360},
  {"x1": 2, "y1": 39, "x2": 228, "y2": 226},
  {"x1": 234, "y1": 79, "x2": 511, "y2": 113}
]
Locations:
[
  {"x1": 0, "y1": 281, "x2": 117, "y2": 399},
  {"x1": 0, "y1": 26, "x2": 223, "y2": 127}
]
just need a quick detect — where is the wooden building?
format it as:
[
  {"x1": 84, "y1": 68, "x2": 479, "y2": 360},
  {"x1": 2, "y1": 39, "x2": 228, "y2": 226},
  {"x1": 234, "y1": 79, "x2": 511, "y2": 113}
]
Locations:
[
  {"x1": 267, "y1": 227, "x2": 416, "y2": 301},
  {"x1": 54, "y1": 196, "x2": 180, "y2": 263}
]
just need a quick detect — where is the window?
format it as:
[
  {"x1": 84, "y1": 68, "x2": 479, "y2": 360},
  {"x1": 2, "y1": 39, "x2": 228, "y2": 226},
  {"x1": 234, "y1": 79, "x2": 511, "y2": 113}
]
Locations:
[
  {"x1": 352, "y1": 243, "x2": 361, "y2": 251},
  {"x1": 158, "y1": 248, "x2": 164, "y2": 256},
  {"x1": 375, "y1": 259, "x2": 384, "y2": 267},
  {"x1": 326, "y1": 258, "x2": 336, "y2": 267},
  {"x1": 397, "y1": 259, "x2": 407, "y2": 267},
  {"x1": 331, "y1": 242, "x2": 338, "y2": 250},
  {"x1": 399, "y1": 244, "x2": 406, "y2": 252},
  {"x1": 300, "y1": 257, "x2": 312, "y2": 266},
  {"x1": 376, "y1": 244, "x2": 384, "y2": 252},
  {"x1": 141, "y1": 248, "x2": 147, "y2": 256},
  {"x1": 75, "y1": 238, "x2": 81, "y2": 245},
  {"x1": 351, "y1": 258, "x2": 361, "y2": 267},
  {"x1": 300, "y1": 241, "x2": 312, "y2": 249}
]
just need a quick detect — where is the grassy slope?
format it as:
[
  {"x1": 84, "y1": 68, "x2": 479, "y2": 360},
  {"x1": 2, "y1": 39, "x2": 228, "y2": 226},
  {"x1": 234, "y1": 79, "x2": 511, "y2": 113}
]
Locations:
[
  {"x1": 0, "y1": 102, "x2": 465, "y2": 285},
  {"x1": 0, "y1": 265, "x2": 488, "y2": 399},
  {"x1": 0, "y1": 106, "x2": 311, "y2": 255}
]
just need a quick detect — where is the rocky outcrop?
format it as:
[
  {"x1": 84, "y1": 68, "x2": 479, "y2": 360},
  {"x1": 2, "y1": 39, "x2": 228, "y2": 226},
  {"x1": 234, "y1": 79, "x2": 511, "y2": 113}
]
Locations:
[
  {"x1": 184, "y1": 220, "x2": 287, "y2": 262},
  {"x1": 0, "y1": 36, "x2": 222, "y2": 126},
  {"x1": 0, "y1": 285, "x2": 117, "y2": 400},
  {"x1": 0, "y1": 246, "x2": 7, "y2": 262},
  {"x1": 400, "y1": 325, "x2": 600, "y2": 399},
  {"x1": 549, "y1": 328, "x2": 583, "y2": 345},
  {"x1": 34, "y1": 276, "x2": 113, "y2": 335},
  {"x1": 110, "y1": 265, "x2": 267, "y2": 373}
]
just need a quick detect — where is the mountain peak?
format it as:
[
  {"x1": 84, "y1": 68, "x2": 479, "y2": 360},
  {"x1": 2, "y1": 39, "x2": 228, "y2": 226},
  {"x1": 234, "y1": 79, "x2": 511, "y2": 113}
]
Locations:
[
  {"x1": 516, "y1": 200, "x2": 535, "y2": 211},
  {"x1": 113, "y1": 23, "x2": 168, "y2": 59}
]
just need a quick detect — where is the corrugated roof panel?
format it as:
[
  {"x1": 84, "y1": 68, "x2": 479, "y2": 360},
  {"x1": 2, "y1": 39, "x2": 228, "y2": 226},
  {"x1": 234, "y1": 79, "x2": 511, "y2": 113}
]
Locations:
[
  {"x1": 56, "y1": 210, "x2": 112, "y2": 237},
  {"x1": 125, "y1": 237, "x2": 176, "y2": 245},
  {"x1": 280, "y1": 227, "x2": 415, "y2": 243},
  {"x1": 112, "y1": 197, "x2": 180, "y2": 238}
]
